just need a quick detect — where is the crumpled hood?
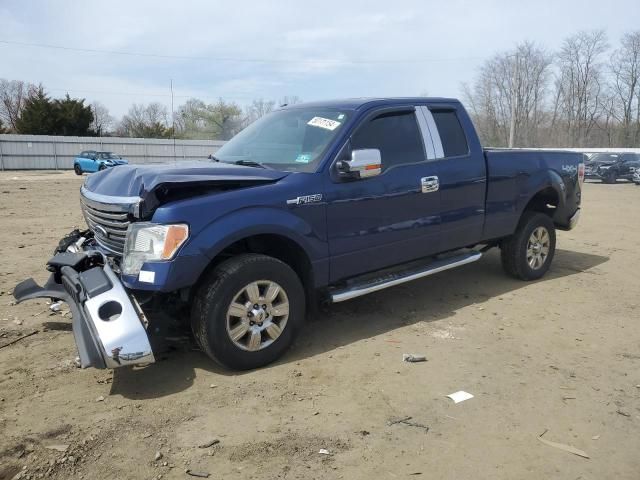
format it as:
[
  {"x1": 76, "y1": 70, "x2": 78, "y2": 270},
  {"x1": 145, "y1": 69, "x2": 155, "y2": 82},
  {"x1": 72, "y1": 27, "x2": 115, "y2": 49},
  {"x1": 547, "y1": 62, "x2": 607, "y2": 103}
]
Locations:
[{"x1": 83, "y1": 161, "x2": 289, "y2": 218}]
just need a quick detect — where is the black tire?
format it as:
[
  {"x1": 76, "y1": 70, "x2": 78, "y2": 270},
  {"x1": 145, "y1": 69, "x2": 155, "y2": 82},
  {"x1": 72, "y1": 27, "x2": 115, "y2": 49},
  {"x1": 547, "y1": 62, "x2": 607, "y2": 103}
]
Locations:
[
  {"x1": 74, "y1": 164, "x2": 83, "y2": 175},
  {"x1": 98, "y1": 163, "x2": 107, "y2": 171},
  {"x1": 191, "y1": 254, "x2": 305, "y2": 370},
  {"x1": 602, "y1": 171, "x2": 617, "y2": 184},
  {"x1": 500, "y1": 212, "x2": 556, "y2": 281}
]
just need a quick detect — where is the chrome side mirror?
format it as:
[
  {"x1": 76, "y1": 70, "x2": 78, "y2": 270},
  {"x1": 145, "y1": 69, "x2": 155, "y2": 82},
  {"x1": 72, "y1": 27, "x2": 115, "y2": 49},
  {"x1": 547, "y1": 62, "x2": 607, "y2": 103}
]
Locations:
[{"x1": 337, "y1": 148, "x2": 382, "y2": 179}]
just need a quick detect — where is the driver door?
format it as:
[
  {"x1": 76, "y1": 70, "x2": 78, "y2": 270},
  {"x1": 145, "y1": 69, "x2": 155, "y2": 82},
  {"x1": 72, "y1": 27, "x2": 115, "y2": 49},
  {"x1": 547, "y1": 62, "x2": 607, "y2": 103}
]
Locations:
[{"x1": 324, "y1": 108, "x2": 441, "y2": 282}]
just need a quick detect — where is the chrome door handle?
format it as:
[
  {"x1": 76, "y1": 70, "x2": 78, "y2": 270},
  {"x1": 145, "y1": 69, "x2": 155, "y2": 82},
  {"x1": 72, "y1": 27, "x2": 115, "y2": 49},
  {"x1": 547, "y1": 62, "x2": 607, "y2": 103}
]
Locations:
[{"x1": 421, "y1": 176, "x2": 439, "y2": 193}]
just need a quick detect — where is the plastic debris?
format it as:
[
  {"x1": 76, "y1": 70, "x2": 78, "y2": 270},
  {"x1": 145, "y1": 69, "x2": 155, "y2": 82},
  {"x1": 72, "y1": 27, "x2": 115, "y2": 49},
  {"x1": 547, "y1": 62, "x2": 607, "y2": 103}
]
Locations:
[
  {"x1": 537, "y1": 429, "x2": 589, "y2": 459},
  {"x1": 198, "y1": 439, "x2": 220, "y2": 448},
  {"x1": 318, "y1": 449, "x2": 331, "y2": 455},
  {"x1": 403, "y1": 354, "x2": 427, "y2": 363},
  {"x1": 186, "y1": 470, "x2": 210, "y2": 478},
  {"x1": 446, "y1": 391, "x2": 474, "y2": 404},
  {"x1": 49, "y1": 302, "x2": 62, "y2": 312}
]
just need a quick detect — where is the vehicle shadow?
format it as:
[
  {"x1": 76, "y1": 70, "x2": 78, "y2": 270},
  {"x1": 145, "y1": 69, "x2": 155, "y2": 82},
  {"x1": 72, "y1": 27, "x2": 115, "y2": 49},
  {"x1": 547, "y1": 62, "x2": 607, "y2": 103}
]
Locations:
[{"x1": 110, "y1": 248, "x2": 608, "y2": 399}]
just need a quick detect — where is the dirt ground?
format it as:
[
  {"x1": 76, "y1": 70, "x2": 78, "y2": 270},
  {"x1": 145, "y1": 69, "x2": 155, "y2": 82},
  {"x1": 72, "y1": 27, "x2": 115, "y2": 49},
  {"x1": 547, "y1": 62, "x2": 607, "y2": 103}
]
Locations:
[{"x1": 0, "y1": 170, "x2": 638, "y2": 480}]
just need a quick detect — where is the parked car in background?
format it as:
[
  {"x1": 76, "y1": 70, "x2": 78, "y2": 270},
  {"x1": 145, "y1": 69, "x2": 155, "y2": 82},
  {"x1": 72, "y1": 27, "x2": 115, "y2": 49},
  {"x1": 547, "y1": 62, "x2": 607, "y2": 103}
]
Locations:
[
  {"x1": 74, "y1": 151, "x2": 129, "y2": 175},
  {"x1": 584, "y1": 153, "x2": 640, "y2": 183}
]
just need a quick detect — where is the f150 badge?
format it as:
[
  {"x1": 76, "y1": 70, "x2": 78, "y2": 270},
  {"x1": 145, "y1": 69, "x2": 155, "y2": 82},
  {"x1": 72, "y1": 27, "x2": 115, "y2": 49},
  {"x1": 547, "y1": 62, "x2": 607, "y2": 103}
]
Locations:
[
  {"x1": 287, "y1": 194, "x2": 323, "y2": 205},
  {"x1": 561, "y1": 165, "x2": 577, "y2": 174}
]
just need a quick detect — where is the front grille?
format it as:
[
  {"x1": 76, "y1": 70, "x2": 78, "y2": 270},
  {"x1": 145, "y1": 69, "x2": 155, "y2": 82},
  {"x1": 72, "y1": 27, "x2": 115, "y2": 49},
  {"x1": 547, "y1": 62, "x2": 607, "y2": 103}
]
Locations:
[{"x1": 80, "y1": 188, "x2": 138, "y2": 256}]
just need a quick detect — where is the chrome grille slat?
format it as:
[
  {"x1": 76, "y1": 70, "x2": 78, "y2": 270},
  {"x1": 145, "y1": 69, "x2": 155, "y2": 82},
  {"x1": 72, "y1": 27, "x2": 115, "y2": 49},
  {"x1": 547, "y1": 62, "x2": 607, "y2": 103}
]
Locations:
[{"x1": 80, "y1": 187, "x2": 140, "y2": 256}]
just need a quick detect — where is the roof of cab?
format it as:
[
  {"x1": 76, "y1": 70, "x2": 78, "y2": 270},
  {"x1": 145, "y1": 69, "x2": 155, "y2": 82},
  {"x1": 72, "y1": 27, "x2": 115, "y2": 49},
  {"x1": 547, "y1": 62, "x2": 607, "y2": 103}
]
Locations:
[{"x1": 282, "y1": 97, "x2": 460, "y2": 110}]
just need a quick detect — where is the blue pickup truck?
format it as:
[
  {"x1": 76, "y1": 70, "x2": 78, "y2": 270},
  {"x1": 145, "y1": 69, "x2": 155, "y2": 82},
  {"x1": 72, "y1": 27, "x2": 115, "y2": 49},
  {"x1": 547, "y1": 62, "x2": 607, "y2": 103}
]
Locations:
[{"x1": 14, "y1": 98, "x2": 584, "y2": 370}]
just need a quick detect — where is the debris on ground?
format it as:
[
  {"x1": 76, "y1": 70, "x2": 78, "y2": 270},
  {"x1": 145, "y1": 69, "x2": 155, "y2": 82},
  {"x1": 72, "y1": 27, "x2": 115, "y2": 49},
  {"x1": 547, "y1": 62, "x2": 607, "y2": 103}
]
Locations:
[
  {"x1": 592, "y1": 435, "x2": 600, "y2": 440},
  {"x1": 617, "y1": 409, "x2": 631, "y2": 417},
  {"x1": 318, "y1": 449, "x2": 331, "y2": 455},
  {"x1": 537, "y1": 429, "x2": 589, "y2": 459},
  {"x1": 387, "y1": 416, "x2": 429, "y2": 432},
  {"x1": 403, "y1": 354, "x2": 427, "y2": 363},
  {"x1": 49, "y1": 302, "x2": 62, "y2": 312},
  {"x1": 45, "y1": 444, "x2": 69, "y2": 453},
  {"x1": 185, "y1": 469, "x2": 210, "y2": 478},
  {"x1": 198, "y1": 439, "x2": 220, "y2": 448},
  {"x1": 95, "y1": 396, "x2": 105, "y2": 402},
  {"x1": 446, "y1": 391, "x2": 474, "y2": 404},
  {"x1": 0, "y1": 330, "x2": 39, "y2": 349}
]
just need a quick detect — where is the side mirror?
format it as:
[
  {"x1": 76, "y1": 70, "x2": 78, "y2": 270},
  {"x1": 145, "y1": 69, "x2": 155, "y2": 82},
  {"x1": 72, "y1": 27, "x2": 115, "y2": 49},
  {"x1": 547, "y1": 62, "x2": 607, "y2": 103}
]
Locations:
[{"x1": 337, "y1": 148, "x2": 382, "y2": 179}]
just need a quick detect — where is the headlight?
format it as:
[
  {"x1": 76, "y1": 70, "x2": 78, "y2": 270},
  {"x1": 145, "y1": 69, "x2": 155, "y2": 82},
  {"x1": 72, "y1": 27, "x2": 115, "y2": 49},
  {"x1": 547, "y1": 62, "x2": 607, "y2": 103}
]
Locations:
[
  {"x1": 122, "y1": 223, "x2": 189, "y2": 275},
  {"x1": 598, "y1": 165, "x2": 610, "y2": 170}
]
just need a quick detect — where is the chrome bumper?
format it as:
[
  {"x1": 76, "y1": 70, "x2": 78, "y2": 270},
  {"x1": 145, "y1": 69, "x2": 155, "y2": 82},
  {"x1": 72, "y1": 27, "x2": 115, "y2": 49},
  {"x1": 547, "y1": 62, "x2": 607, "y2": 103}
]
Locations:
[{"x1": 13, "y1": 252, "x2": 154, "y2": 369}]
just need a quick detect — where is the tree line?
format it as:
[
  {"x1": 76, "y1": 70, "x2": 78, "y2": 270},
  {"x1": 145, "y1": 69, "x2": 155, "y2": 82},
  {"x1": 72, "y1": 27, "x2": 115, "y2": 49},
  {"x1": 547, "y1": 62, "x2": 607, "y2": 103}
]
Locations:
[
  {"x1": 463, "y1": 30, "x2": 640, "y2": 147},
  {"x1": 0, "y1": 78, "x2": 300, "y2": 140},
  {"x1": 2, "y1": 28, "x2": 639, "y2": 147}
]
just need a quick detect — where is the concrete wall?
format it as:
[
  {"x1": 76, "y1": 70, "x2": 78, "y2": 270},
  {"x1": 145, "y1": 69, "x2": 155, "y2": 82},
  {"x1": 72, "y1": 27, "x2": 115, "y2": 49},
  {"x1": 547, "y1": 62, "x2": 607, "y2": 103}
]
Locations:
[{"x1": 0, "y1": 134, "x2": 226, "y2": 170}]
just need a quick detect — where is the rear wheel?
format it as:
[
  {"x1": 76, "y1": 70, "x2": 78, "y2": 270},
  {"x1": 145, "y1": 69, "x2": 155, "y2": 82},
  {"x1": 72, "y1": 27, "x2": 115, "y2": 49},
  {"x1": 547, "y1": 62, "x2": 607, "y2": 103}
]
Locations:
[
  {"x1": 74, "y1": 164, "x2": 83, "y2": 175},
  {"x1": 501, "y1": 212, "x2": 556, "y2": 280},
  {"x1": 191, "y1": 254, "x2": 305, "y2": 370}
]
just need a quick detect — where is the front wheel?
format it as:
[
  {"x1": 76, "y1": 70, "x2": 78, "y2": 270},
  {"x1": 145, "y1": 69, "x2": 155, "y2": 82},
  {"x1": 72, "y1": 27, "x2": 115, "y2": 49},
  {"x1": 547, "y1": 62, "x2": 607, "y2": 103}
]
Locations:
[
  {"x1": 602, "y1": 171, "x2": 617, "y2": 184},
  {"x1": 98, "y1": 163, "x2": 107, "y2": 171},
  {"x1": 191, "y1": 254, "x2": 305, "y2": 370},
  {"x1": 501, "y1": 212, "x2": 556, "y2": 280},
  {"x1": 74, "y1": 164, "x2": 83, "y2": 175}
]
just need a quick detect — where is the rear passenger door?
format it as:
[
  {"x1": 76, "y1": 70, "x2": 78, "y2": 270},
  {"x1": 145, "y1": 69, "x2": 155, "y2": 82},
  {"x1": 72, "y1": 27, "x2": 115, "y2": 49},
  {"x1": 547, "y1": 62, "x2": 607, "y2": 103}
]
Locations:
[{"x1": 417, "y1": 105, "x2": 487, "y2": 251}]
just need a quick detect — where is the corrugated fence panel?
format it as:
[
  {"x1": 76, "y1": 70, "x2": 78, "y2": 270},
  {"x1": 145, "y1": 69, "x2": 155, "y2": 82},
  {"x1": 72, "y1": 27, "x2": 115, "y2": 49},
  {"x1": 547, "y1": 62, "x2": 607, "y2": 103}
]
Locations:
[{"x1": 0, "y1": 134, "x2": 225, "y2": 170}]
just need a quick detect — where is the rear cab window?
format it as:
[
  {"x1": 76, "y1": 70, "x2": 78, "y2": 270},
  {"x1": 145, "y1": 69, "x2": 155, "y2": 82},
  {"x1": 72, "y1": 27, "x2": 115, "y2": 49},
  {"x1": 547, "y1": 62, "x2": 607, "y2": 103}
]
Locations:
[{"x1": 430, "y1": 109, "x2": 469, "y2": 157}]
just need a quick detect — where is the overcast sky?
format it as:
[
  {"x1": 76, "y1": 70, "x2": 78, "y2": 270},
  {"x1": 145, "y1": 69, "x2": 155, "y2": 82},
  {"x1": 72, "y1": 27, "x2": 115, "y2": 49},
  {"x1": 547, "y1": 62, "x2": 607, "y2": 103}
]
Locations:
[{"x1": 1, "y1": 0, "x2": 639, "y2": 118}]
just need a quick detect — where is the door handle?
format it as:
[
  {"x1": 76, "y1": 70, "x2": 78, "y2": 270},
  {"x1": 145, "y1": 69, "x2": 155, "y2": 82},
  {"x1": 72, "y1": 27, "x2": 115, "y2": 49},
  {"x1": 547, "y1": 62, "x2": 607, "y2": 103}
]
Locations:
[{"x1": 421, "y1": 176, "x2": 439, "y2": 193}]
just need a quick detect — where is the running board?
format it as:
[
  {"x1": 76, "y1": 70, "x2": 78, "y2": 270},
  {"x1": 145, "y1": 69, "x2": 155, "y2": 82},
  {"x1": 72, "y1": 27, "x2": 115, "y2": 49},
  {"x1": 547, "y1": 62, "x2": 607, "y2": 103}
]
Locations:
[{"x1": 330, "y1": 251, "x2": 482, "y2": 303}]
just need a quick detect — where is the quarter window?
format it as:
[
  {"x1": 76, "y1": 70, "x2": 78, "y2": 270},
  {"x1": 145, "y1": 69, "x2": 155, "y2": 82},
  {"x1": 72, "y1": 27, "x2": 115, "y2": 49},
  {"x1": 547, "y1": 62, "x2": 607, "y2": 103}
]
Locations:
[
  {"x1": 351, "y1": 111, "x2": 425, "y2": 170},
  {"x1": 431, "y1": 110, "x2": 468, "y2": 157}
]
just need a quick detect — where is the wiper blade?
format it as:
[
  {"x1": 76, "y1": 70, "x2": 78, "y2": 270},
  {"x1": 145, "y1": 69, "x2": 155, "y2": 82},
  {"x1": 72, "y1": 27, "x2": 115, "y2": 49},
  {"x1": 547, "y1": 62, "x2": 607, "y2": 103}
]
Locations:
[{"x1": 232, "y1": 160, "x2": 271, "y2": 169}]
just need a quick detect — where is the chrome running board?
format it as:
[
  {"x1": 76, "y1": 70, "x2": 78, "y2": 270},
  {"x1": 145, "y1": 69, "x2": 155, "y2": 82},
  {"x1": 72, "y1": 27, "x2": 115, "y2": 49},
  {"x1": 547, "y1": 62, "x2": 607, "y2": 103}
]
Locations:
[{"x1": 330, "y1": 251, "x2": 482, "y2": 303}]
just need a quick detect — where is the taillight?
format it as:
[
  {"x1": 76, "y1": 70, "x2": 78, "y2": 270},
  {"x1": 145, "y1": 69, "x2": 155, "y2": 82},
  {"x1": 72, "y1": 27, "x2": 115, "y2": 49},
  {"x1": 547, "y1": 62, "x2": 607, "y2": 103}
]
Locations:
[{"x1": 578, "y1": 163, "x2": 585, "y2": 186}]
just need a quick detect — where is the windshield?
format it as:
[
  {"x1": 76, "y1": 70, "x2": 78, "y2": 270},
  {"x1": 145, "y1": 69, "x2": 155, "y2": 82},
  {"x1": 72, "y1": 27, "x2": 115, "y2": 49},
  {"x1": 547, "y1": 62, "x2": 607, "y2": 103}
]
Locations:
[
  {"x1": 214, "y1": 108, "x2": 350, "y2": 172},
  {"x1": 97, "y1": 152, "x2": 120, "y2": 159},
  {"x1": 590, "y1": 153, "x2": 619, "y2": 163}
]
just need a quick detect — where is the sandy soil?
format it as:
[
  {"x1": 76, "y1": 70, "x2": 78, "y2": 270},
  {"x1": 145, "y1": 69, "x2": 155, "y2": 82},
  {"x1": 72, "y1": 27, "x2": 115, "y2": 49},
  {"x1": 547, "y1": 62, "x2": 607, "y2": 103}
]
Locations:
[{"x1": 0, "y1": 170, "x2": 639, "y2": 480}]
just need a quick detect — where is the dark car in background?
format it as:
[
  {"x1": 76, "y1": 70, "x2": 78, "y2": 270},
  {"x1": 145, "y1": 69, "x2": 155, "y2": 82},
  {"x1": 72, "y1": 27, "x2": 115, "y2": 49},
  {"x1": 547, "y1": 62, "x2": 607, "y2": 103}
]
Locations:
[
  {"x1": 74, "y1": 151, "x2": 129, "y2": 175},
  {"x1": 585, "y1": 152, "x2": 640, "y2": 183}
]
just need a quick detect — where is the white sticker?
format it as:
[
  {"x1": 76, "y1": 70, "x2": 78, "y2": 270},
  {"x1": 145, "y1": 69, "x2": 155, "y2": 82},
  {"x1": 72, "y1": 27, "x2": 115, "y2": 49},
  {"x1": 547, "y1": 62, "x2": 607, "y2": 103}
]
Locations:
[
  {"x1": 307, "y1": 116, "x2": 341, "y2": 131},
  {"x1": 138, "y1": 270, "x2": 155, "y2": 283}
]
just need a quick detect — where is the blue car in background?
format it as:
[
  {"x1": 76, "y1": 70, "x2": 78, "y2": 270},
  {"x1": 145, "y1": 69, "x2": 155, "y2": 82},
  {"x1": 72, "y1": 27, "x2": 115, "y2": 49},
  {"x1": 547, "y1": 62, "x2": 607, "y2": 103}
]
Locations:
[{"x1": 74, "y1": 151, "x2": 129, "y2": 175}]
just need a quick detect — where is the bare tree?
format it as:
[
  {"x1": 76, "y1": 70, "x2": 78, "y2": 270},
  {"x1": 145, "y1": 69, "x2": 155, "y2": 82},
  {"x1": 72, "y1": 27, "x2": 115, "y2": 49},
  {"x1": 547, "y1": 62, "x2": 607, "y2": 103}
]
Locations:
[
  {"x1": 0, "y1": 79, "x2": 35, "y2": 132},
  {"x1": 610, "y1": 31, "x2": 640, "y2": 146},
  {"x1": 553, "y1": 30, "x2": 609, "y2": 146},
  {"x1": 462, "y1": 42, "x2": 552, "y2": 147},
  {"x1": 245, "y1": 98, "x2": 276, "y2": 125},
  {"x1": 118, "y1": 103, "x2": 172, "y2": 138},
  {"x1": 90, "y1": 101, "x2": 115, "y2": 136}
]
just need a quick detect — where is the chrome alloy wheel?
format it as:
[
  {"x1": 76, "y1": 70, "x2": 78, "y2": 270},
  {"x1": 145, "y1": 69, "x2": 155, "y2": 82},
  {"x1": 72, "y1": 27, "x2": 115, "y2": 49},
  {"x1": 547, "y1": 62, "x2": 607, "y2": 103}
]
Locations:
[
  {"x1": 225, "y1": 280, "x2": 289, "y2": 351},
  {"x1": 526, "y1": 226, "x2": 550, "y2": 270}
]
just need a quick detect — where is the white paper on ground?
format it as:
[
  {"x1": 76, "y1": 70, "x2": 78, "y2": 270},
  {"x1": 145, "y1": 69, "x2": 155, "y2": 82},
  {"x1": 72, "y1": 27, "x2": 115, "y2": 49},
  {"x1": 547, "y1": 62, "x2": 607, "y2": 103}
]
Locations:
[{"x1": 446, "y1": 391, "x2": 474, "y2": 404}]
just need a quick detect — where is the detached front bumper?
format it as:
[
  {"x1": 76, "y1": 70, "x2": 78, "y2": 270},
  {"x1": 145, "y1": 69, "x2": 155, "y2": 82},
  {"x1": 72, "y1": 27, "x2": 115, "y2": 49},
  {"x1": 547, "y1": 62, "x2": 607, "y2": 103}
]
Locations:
[{"x1": 13, "y1": 251, "x2": 155, "y2": 369}]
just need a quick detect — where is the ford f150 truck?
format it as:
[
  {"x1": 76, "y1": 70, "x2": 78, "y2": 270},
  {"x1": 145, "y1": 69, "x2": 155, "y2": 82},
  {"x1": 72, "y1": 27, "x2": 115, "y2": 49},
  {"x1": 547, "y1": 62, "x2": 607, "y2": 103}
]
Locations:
[{"x1": 14, "y1": 98, "x2": 584, "y2": 370}]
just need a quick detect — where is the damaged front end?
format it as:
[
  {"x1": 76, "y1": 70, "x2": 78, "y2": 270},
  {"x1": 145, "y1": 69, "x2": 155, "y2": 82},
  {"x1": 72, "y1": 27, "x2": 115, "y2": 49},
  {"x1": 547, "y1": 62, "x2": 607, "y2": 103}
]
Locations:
[{"x1": 13, "y1": 247, "x2": 154, "y2": 369}]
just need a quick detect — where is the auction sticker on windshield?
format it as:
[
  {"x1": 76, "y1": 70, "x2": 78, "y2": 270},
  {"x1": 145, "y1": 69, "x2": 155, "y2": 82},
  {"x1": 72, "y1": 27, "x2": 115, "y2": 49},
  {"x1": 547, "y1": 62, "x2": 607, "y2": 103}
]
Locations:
[{"x1": 307, "y1": 116, "x2": 341, "y2": 131}]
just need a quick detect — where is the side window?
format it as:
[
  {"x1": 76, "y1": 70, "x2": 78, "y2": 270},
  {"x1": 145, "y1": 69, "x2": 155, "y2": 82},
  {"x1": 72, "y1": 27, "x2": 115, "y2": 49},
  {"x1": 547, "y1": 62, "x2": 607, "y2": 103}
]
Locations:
[
  {"x1": 351, "y1": 111, "x2": 425, "y2": 170},
  {"x1": 431, "y1": 110, "x2": 469, "y2": 157},
  {"x1": 79, "y1": 151, "x2": 87, "y2": 158}
]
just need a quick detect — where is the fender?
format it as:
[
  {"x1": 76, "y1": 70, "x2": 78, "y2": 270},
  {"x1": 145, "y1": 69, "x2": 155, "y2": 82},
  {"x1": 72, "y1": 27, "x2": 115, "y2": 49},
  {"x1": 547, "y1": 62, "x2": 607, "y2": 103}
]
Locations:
[
  {"x1": 516, "y1": 169, "x2": 567, "y2": 219},
  {"x1": 179, "y1": 206, "x2": 329, "y2": 286}
]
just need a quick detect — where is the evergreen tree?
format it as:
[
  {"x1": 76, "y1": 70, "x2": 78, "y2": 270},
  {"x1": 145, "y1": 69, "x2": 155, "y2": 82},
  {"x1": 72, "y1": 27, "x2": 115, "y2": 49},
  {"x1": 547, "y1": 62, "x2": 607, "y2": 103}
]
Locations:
[{"x1": 15, "y1": 87, "x2": 56, "y2": 135}]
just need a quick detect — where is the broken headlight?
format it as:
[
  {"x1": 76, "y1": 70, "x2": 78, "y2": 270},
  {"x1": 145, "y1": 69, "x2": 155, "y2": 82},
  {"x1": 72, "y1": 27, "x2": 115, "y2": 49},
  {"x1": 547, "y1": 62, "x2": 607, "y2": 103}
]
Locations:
[{"x1": 122, "y1": 223, "x2": 189, "y2": 275}]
